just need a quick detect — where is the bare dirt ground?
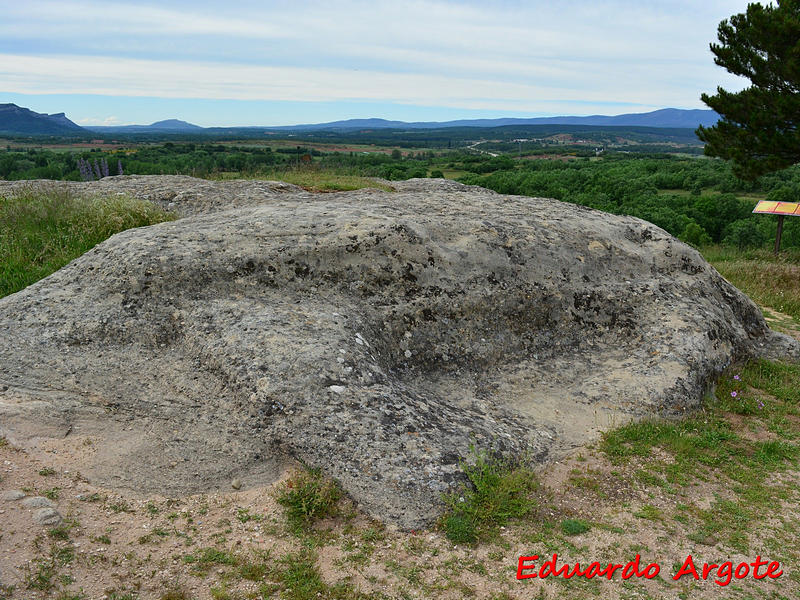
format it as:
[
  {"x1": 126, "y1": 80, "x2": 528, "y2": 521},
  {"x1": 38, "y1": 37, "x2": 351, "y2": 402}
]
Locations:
[{"x1": 2, "y1": 315, "x2": 799, "y2": 600}]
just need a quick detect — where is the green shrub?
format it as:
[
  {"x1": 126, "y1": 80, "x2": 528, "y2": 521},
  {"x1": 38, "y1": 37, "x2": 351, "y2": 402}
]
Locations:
[
  {"x1": 275, "y1": 467, "x2": 342, "y2": 531},
  {"x1": 722, "y1": 219, "x2": 766, "y2": 250},
  {"x1": 679, "y1": 222, "x2": 712, "y2": 247},
  {"x1": 442, "y1": 513, "x2": 476, "y2": 544}
]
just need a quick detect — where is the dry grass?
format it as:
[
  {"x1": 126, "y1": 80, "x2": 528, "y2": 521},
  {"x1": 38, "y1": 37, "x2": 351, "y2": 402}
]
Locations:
[
  {"x1": 207, "y1": 168, "x2": 395, "y2": 192},
  {"x1": 704, "y1": 245, "x2": 800, "y2": 320}
]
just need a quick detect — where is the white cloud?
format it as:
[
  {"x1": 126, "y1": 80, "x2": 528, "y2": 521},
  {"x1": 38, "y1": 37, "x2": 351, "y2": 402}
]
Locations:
[
  {"x1": 0, "y1": 0, "x2": 751, "y2": 116},
  {"x1": 0, "y1": 52, "x2": 720, "y2": 110},
  {"x1": 76, "y1": 115, "x2": 131, "y2": 126},
  {"x1": 0, "y1": 1, "x2": 290, "y2": 39}
]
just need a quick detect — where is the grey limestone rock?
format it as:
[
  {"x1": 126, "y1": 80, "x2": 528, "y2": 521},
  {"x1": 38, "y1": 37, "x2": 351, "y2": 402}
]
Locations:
[
  {"x1": 21, "y1": 496, "x2": 55, "y2": 508},
  {"x1": 2, "y1": 490, "x2": 26, "y2": 501},
  {"x1": 0, "y1": 176, "x2": 796, "y2": 529},
  {"x1": 32, "y1": 507, "x2": 63, "y2": 526}
]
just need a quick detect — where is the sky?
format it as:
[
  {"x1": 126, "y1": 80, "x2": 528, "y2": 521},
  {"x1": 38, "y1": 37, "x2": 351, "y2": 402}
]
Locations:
[{"x1": 0, "y1": 0, "x2": 753, "y2": 127}]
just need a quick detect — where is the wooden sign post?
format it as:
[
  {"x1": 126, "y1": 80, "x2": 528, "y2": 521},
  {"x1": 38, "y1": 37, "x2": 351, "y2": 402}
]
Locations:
[{"x1": 752, "y1": 200, "x2": 800, "y2": 255}]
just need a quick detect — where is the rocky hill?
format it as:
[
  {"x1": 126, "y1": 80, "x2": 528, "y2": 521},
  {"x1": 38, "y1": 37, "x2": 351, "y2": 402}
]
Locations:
[
  {"x1": 0, "y1": 103, "x2": 86, "y2": 135},
  {"x1": 0, "y1": 176, "x2": 795, "y2": 529},
  {"x1": 85, "y1": 118, "x2": 203, "y2": 133}
]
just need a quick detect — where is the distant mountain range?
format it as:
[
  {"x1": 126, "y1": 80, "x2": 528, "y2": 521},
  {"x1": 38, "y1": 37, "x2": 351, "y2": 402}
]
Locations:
[
  {"x1": 0, "y1": 103, "x2": 719, "y2": 136},
  {"x1": 0, "y1": 103, "x2": 85, "y2": 135},
  {"x1": 271, "y1": 108, "x2": 721, "y2": 131}
]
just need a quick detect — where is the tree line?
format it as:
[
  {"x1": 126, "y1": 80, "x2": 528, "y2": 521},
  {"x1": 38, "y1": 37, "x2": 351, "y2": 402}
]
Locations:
[{"x1": 2, "y1": 143, "x2": 799, "y2": 250}]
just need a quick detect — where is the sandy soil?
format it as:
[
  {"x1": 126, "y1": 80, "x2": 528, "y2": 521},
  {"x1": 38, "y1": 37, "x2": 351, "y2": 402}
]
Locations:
[{"x1": 2, "y1": 424, "x2": 797, "y2": 600}]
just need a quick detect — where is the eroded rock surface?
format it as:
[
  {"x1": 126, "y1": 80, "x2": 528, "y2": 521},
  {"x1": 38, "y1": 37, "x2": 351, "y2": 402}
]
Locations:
[{"x1": 0, "y1": 176, "x2": 796, "y2": 529}]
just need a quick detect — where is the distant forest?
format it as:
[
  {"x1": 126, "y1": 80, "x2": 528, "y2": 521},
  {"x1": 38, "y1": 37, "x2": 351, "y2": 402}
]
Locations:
[{"x1": 2, "y1": 130, "x2": 799, "y2": 250}]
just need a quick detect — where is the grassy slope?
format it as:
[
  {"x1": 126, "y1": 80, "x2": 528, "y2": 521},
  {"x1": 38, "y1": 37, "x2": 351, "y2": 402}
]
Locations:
[
  {"x1": 704, "y1": 245, "x2": 800, "y2": 321},
  {"x1": 0, "y1": 186, "x2": 176, "y2": 298}
]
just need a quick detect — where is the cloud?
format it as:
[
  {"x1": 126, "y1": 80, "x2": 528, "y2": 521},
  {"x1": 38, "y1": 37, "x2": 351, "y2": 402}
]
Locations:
[
  {"x1": 0, "y1": 52, "x2": 716, "y2": 111},
  {"x1": 76, "y1": 115, "x2": 131, "y2": 126},
  {"x1": 0, "y1": 0, "x2": 750, "y2": 119},
  {"x1": 0, "y1": 1, "x2": 290, "y2": 39}
]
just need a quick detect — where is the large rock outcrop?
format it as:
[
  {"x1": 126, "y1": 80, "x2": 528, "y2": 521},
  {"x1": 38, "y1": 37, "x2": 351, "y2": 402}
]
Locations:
[{"x1": 0, "y1": 176, "x2": 796, "y2": 529}]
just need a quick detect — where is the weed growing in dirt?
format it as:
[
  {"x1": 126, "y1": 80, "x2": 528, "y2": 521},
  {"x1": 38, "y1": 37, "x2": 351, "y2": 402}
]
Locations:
[
  {"x1": 560, "y1": 518, "x2": 591, "y2": 535},
  {"x1": 441, "y1": 447, "x2": 538, "y2": 544},
  {"x1": 24, "y1": 561, "x2": 54, "y2": 591},
  {"x1": 108, "y1": 499, "x2": 133, "y2": 513},
  {"x1": 48, "y1": 525, "x2": 71, "y2": 541},
  {"x1": 276, "y1": 466, "x2": 342, "y2": 532},
  {"x1": 43, "y1": 487, "x2": 60, "y2": 500}
]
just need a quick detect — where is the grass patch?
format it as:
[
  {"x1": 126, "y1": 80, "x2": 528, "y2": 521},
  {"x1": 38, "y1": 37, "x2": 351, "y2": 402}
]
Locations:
[
  {"x1": 108, "y1": 499, "x2": 133, "y2": 513},
  {"x1": 275, "y1": 466, "x2": 342, "y2": 532},
  {"x1": 235, "y1": 549, "x2": 272, "y2": 581},
  {"x1": 209, "y1": 167, "x2": 394, "y2": 192},
  {"x1": 0, "y1": 185, "x2": 176, "y2": 298},
  {"x1": 440, "y1": 447, "x2": 538, "y2": 544},
  {"x1": 182, "y1": 547, "x2": 237, "y2": 574},
  {"x1": 236, "y1": 507, "x2": 262, "y2": 523},
  {"x1": 159, "y1": 590, "x2": 189, "y2": 600},
  {"x1": 48, "y1": 524, "x2": 71, "y2": 541},
  {"x1": 24, "y1": 557, "x2": 57, "y2": 592},
  {"x1": 270, "y1": 550, "x2": 366, "y2": 600},
  {"x1": 600, "y1": 359, "x2": 800, "y2": 550},
  {"x1": 703, "y1": 245, "x2": 800, "y2": 320},
  {"x1": 633, "y1": 504, "x2": 663, "y2": 521},
  {"x1": 560, "y1": 518, "x2": 591, "y2": 535},
  {"x1": 182, "y1": 547, "x2": 366, "y2": 600}
]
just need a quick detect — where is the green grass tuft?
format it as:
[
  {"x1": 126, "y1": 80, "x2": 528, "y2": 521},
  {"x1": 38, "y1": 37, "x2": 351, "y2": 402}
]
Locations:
[
  {"x1": 560, "y1": 518, "x2": 591, "y2": 535},
  {"x1": 441, "y1": 447, "x2": 538, "y2": 544}
]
